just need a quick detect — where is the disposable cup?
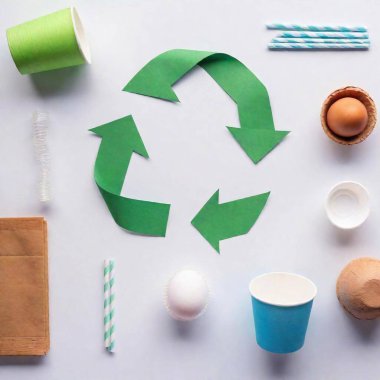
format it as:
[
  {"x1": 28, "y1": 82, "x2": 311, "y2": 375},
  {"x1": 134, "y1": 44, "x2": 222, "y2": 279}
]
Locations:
[
  {"x1": 326, "y1": 181, "x2": 369, "y2": 230},
  {"x1": 249, "y1": 272, "x2": 317, "y2": 354},
  {"x1": 6, "y1": 7, "x2": 91, "y2": 74}
]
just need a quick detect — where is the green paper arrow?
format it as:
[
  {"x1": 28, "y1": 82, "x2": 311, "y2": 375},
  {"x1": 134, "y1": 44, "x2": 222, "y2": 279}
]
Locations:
[
  {"x1": 227, "y1": 128, "x2": 290, "y2": 164},
  {"x1": 90, "y1": 115, "x2": 170, "y2": 236},
  {"x1": 191, "y1": 190, "x2": 270, "y2": 253},
  {"x1": 124, "y1": 49, "x2": 289, "y2": 163}
]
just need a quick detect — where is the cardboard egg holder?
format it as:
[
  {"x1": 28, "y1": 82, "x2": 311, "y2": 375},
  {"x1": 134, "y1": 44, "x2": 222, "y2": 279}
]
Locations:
[{"x1": 321, "y1": 86, "x2": 377, "y2": 145}]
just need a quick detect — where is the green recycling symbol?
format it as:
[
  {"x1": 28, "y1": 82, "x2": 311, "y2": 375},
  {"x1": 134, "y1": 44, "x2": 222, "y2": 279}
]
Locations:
[{"x1": 90, "y1": 49, "x2": 289, "y2": 253}]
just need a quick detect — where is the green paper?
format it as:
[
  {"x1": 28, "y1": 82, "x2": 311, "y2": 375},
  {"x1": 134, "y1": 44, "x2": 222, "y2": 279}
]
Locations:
[
  {"x1": 124, "y1": 49, "x2": 289, "y2": 163},
  {"x1": 191, "y1": 190, "x2": 270, "y2": 253},
  {"x1": 90, "y1": 115, "x2": 170, "y2": 236},
  {"x1": 6, "y1": 7, "x2": 89, "y2": 75},
  {"x1": 227, "y1": 128, "x2": 290, "y2": 164}
]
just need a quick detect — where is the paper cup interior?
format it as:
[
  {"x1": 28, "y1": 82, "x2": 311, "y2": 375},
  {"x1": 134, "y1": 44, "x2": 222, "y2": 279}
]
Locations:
[
  {"x1": 71, "y1": 7, "x2": 91, "y2": 64},
  {"x1": 326, "y1": 181, "x2": 369, "y2": 229},
  {"x1": 249, "y1": 272, "x2": 317, "y2": 307}
]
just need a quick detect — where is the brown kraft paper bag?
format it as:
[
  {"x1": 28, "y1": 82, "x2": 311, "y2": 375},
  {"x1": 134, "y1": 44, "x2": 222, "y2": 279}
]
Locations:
[{"x1": 0, "y1": 217, "x2": 49, "y2": 355}]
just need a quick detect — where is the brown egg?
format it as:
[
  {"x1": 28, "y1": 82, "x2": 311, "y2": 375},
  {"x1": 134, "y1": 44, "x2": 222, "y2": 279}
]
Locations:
[{"x1": 327, "y1": 97, "x2": 368, "y2": 137}]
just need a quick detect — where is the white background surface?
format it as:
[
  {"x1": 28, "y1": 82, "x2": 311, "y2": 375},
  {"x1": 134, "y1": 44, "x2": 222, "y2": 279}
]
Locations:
[{"x1": 0, "y1": 0, "x2": 380, "y2": 379}]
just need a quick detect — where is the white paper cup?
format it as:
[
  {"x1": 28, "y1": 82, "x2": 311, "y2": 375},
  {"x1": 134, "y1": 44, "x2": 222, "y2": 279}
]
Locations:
[{"x1": 326, "y1": 181, "x2": 369, "y2": 229}]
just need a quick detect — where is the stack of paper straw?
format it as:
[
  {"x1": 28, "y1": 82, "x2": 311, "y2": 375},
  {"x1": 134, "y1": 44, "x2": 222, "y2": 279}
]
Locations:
[
  {"x1": 104, "y1": 259, "x2": 115, "y2": 352},
  {"x1": 266, "y1": 24, "x2": 370, "y2": 50}
]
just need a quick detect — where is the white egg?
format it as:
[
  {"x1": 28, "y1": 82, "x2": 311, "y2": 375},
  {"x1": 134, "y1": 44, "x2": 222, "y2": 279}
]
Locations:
[{"x1": 165, "y1": 270, "x2": 209, "y2": 321}]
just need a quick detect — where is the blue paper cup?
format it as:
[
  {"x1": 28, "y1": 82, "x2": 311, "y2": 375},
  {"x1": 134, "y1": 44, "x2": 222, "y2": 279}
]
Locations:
[{"x1": 249, "y1": 272, "x2": 317, "y2": 354}]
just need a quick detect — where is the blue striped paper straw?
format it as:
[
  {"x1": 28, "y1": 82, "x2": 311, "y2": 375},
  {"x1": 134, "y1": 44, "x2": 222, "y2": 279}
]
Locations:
[
  {"x1": 271, "y1": 38, "x2": 370, "y2": 45},
  {"x1": 268, "y1": 42, "x2": 369, "y2": 50},
  {"x1": 266, "y1": 23, "x2": 367, "y2": 32},
  {"x1": 278, "y1": 31, "x2": 369, "y2": 39}
]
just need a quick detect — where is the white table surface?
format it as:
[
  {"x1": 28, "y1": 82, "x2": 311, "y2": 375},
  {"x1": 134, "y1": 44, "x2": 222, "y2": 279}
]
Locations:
[{"x1": 1, "y1": 0, "x2": 380, "y2": 379}]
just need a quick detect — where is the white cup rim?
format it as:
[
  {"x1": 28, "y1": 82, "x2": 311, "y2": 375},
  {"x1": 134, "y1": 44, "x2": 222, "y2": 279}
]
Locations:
[
  {"x1": 71, "y1": 7, "x2": 92, "y2": 64},
  {"x1": 325, "y1": 181, "x2": 369, "y2": 230},
  {"x1": 249, "y1": 272, "x2": 317, "y2": 307}
]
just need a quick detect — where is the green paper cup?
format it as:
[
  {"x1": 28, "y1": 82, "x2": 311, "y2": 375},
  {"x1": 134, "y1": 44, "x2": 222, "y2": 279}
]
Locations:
[{"x1": 6, "y1": 7, "x2": 91, "y2": 75}]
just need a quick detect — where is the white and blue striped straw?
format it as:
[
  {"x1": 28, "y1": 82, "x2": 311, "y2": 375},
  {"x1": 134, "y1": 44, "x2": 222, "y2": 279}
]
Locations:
[
  {"x1": 266, "y1": 23, "x2": 367, "y2": 32},
  {"x1": 277, "y1": 31, "x2": 369, "y2": 39},
  {"x1": 268, "y1": 42, "x2": 369, "y2": 50},
  {"x1": 271, "y1": 37, "x2": 370, "y2": 45}
]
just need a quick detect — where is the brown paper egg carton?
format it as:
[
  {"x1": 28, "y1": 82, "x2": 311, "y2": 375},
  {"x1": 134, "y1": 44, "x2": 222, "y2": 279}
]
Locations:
[
  {"x1": 321, "y1": 86, "x2": 377, "y2": 145},
  {"x1": 336, "y1": 257, "x2": 380, "y2": 320}
]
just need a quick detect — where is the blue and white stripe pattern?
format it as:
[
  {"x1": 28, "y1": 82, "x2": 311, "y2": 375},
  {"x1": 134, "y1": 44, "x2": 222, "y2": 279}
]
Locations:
[
  {"x1": 268, "y1": 43, "x2": 369, "y2": 50},
  {"x1": 266, "y1": 23, "x2": 367, "y2": 32},
  {"x1": 267, "y1": 23, "x2": 370, "y2": 50},
  {"x1": 104, "y1": 259, "x2": 115, "y2": 352},
  {"x1": 271, "y1": 37, "x2": 370, "y2": 45},
  {"x1": 277, "y1": 31, "x2": 369, "y2": 39}
]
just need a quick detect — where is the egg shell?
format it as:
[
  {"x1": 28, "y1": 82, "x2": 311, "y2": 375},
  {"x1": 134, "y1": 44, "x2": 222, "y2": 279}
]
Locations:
[
  {"x1": 327, "y1": 97, "x2": 368, "y2": 137},
  {"x1": 320, "y1": 86, "x2": 377, "y2": 145},
  {"x1": 165, "y1": 270, "x2": 209, "y2": 321}
]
